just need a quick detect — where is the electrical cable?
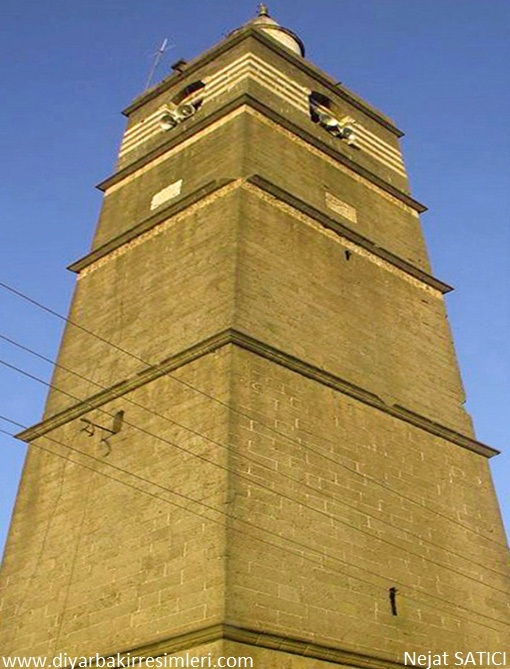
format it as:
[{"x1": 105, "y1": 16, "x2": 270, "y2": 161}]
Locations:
[
  {"x1": 1, "y1": 330, "x2": 508, "y2": 585},
  {"x1": 0, "y1": 278, "x2": 506, "y2": 552},
  {"x1": 0, "y1": 422, "x2": 400, "y2": 662},
  {"x1": 0, "y1": 333, "x2": 505, "y2": 589},
  {"x1": 1, "y1": 418, "x2": 508, "y2": 634},
  {"x1": 1, "y1": 351, "x2": 509, "y2": 594},
  {"x1": 0, "y1": 417, "x2": 387, "y2": 586}
]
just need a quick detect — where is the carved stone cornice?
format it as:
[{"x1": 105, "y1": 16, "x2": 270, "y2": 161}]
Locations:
[
  {"x1": 71, "y1": 623, "x2": 408, "y2": 669},
  {"x1": 17, "y1": 329, "x2": 498, "y2": 459}
]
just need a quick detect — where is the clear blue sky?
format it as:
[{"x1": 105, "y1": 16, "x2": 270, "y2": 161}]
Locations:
[{"x1": 1, "y1": 0, "x2": 509, "y2": 557}]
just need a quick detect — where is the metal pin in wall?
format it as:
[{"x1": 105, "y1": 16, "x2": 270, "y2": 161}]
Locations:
[{"x1": 389, "y1": 586, "x2": 398, "y2": 616}]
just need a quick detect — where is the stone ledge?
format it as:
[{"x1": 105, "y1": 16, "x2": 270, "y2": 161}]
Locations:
[
  {"x1": 77, "y1": 623, "x2": 407, "y2": 669},
  {"x1": 98, "y1": 94, "x2": 423, "y2": 213},
  {"x1": 69, "y1": 172, "x2": 446, "y2": 295},
  {"x1": 67, "y1": 178, "x2": 237, "y2": 274},
  {"x1": 17, "y1": 329, "x2": 498, "y2": 460},
  {"x1": 245, "y1": 175, "x2": 450, "y2": 294}
]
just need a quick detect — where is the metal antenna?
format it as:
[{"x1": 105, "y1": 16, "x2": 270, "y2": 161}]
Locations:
[{"x1": 145, "y1": 37, "x2": 173, "y2": 90}]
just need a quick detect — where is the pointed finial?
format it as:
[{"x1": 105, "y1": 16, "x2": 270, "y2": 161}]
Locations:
[{"x1": 258, "y1": 3, "x2": 270, "y2": 17}]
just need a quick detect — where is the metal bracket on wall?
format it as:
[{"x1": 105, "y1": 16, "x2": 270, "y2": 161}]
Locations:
[
  {"x1": 389, "y1": 586, "x2": 398, "y2": 616},
  {"x1": 80, "y1": 410, "x2": 124, "y2": 457}
]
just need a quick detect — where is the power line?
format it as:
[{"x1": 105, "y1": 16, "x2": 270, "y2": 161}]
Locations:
[
  {"x1": 1, "y1": 330, "x2": 508, "y2": 585},
  {"x1": 3, "y1": 333, "x2": 508, "y2": 580},
  {"x1": 0, "y1": 278, "x2": 506, "y2": 550},
  {"x1": 3, "y1": 356, "x2": 508, "y2": 599},
  {"x1": 0, "y1": 423, "x2": 394, "y2": 663},
  {"x1": 0, "y1": 419, "x2": 386, "y2": 588},
  {"x1": 0, "y1": 418, "x2": 508, "y2": 633}
]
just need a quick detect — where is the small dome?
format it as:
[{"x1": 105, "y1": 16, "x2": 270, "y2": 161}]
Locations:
[{"x1": 240, "y1": 4, "x2": 305, "y2": 57}]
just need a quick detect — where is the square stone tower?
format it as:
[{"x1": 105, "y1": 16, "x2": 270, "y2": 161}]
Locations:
[{"x1": 1, "y1": 7, "x2": 508, "y2": 667}]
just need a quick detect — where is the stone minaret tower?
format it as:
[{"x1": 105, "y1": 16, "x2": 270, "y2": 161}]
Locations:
[{"x1": 1, "y1": 7, "x2": 508, "y2": 667}]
